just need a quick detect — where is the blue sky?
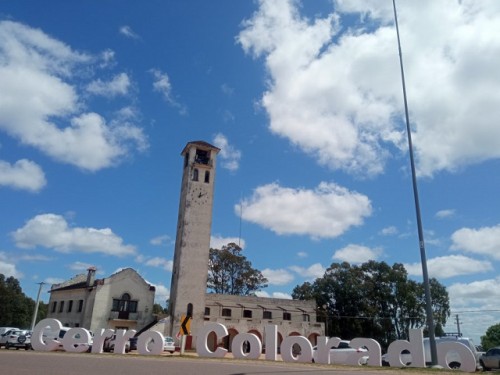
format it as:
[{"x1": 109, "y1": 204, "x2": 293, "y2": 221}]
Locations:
[{"x1": 1, "y1": 0, "x2": 499, "y2": 343}]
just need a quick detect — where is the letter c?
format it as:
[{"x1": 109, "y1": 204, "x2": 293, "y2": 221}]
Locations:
[
  {"x1": 32, "y1": 318, "x2": 63, "y2": 351},
  {"x1": 196, "y1": 322, "x2": 228, "y2": 358}
]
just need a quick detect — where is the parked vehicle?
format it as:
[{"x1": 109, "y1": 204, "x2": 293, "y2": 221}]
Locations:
[
  {"x1": 3, "y1": 330, "x2": 31, "y2": 350},
  {"x1": 163, "y1": 336, "x2": 176, "y2": 353},
  {"x1": 479, "y1": 346, "x2": 500, "y2": 371},
  {"x1": 0, "y1": 327, "x2": 19, "y2": 337},
  {"x1": 103, "y1": 334, "x2": 130, "y2": 353},
  {"x1": 129, "y1": 336, "x2": 138, "y2": 351},
  {"x1": 0, "y1": 328, "x2": 21, "y2": 348},
  {"x1": 312, "y1": 340, "x2": 369, "y2": 365}
]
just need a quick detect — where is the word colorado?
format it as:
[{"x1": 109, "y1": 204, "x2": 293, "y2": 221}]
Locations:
[{"x1": 33, "y1": 319, "x2": 477, "y2": 372}]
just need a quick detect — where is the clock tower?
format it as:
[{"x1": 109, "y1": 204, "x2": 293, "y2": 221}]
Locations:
[{"x1": 169, "y1": 141, "x2": 220, "y2": 343}]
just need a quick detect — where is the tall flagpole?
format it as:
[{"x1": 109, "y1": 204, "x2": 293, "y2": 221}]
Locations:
[{"x1": 391, "y1": 0, "x2": 438, "y2": 366}]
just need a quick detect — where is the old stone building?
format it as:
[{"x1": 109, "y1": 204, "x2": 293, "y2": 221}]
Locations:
[{"x1": 47, "y1": 267, "x2": 155, "y2": 332}]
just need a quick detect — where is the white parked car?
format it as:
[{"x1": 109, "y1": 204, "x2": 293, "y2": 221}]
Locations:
[
  {"x1": 3, "y1": 329, "x2": 32, "y2": 350},
  {"x1": 312, "y1": 340, "x2": 368, "y2": 365},
  {"x1": 103, "y1": 334, "x2": 130, "y2": 353},
  {"x1": 0, "y1": 328, "x2": 21, "y2": 348},
  {"x1": 163, "y1": 336, "x2": 176, "y2": 353}
]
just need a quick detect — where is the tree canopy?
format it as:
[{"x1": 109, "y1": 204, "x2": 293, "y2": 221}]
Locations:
[
  {"x1": 207, "y1": 243, "x2": 268, "y2": 295},
  {"x1": 292, "y1": 260, "x2": 450, "y2": 349},
  {"x1": 0, "y1": 274, "x2": 47, "y2": 328},
  {"x1": 481, "y1": 323, "x2": 500, "y2": 350}
]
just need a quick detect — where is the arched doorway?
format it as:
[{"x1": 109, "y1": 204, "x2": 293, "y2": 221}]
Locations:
[
  {"x1": 207, "y1": 331, "x2": 217, "y2": 352},
  {"x1": 223, "y1": 328, "x2": 239, "y2": 352},
  {"x1": 308, "y1": 333, "x2": 319, "y2": 346},
  {"x1": 277, "y1": 332, "x2": 283, "y2": 354}
]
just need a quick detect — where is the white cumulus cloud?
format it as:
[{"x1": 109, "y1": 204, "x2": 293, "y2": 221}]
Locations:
[
  {"x1": 210, "y1": 235, "x2": 245, "y2": 249},
  {"x1": 86, "y1": 73, "x2": 131, "y2": 97},
  {"x1": 12, "y1": 213, "x2": 136, "y2": 257},
  {"x1": 212, "y1": 133, "x2": 241, "y2": 172},
  {"x1": 405, "y1": 255, "x2": 493, "y2": 279},
  {"x1": 238, "y1": 182, "x2": 371, "y2": 239},
  {"x1": 262, "y1": 268, "x2": 294, "y2": 285},
  {"x1": 238, "y1": 0, "x2": 500, "y2": 177},
  {"x1": 0, "y1": 252, "x2": 23, "y2": 278},
  {"x1": 451, "y1": 225, "x2": 500, "y2": 260},
  {"x1": 0, "y1": 21, "x2": 147, "y2": 171},
  {"x1": 332, "y1": 244, "x2": 382, "y2": 264},
  {"x1": 144, "y1": 257, "x2": 173, "y2": 272},
  {"x1": 289, "y1": 263, "x2": 325, "y2": 280},
  {"x1": 0, "y1": 159, "x2": 46, "y2": 192}
]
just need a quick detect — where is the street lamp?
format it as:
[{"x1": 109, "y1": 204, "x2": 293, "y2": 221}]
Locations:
[
  {"x1": 30, "y1": 282, "x2": 45, "y2": 332},
  {"x1": 391, "y1": 0, "x2": 438, "y2": 366},
  {"x1": 322, "y1": 304, "x2": 329, "y2": 337}
]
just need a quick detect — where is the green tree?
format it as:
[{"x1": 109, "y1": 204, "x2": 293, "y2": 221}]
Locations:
[
  {"x1": 207, "y1": 243, "x2": 268, "y2": 295},
  {"x1": 292, "y1": 261, "x2": 450, "y2": 348},
  {"x1": 481, "y1": 323, "x2": 500, "y2": 350},
  {"x1": 153, "y1": 303, "x2": 168, "y2": 314},
  {"x1": 0, "y1": 273, "x2": 39, "y2": 328}
]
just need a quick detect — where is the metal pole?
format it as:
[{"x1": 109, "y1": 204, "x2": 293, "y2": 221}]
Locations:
[
  {"x1": 391, "y1": 0, "x2": 438, "y2": 366},
  {"x1": 30, "y1": 282, "x2": 45, "y2": 332}
]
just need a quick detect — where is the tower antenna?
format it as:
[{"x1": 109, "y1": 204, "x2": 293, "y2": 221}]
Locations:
[{"x1": 238, "y1": 192, "x2": 243, "y2": 247}]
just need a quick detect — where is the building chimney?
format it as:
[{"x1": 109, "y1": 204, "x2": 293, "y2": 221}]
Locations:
[{"x1": 86, "y1": 267, "x2": 96, "y2": 288}]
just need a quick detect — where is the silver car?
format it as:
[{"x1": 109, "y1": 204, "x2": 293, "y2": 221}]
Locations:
[{"x1": 479, "y1": 346, "x2": 500, "y2": 371}]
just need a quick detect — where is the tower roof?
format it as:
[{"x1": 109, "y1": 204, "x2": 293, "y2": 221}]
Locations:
[{"x1": 181, "y1": 140, "x2": 220, "y2": 155}]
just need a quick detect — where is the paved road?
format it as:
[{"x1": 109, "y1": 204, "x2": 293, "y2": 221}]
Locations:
[{"x1": 0, "y1": 350, "x2": 394, "y2": 375}]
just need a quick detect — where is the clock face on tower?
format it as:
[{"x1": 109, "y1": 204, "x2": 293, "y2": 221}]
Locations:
[{"x1": 190, "y1": 184, "x2": 209, "y2": 205}]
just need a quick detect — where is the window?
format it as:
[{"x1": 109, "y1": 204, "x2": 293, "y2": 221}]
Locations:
[
  {"x1": 222, "y1": 308, "x2": 232, "y2": 317},
  {"x1": 67, "y1": 300, "x2": 73, "y2": 313},
  {"x1": 52, "y1": 301, "x2": 57, "y2": 313},
  {"x1": 303, "y1": 314, "x2": 310, "y2": 322},
  {"x1": 204, "y1": 307, "x2": 210, "y2": 316},
  {"x1": 193, "y1": 168, "x2": 199, "y2": 181},
  {"x1": 129, "y1": 301, "x2": 138, "y2": 313},
  {"x1": 59, "y1": 301, "x2": 65, "y2": 313},
  {"x1": 111, "y1": 293, "x2": 138, "y2": 313},
  {"x1": 204, "y1": 170, "x2": 210, "y2": 183},
  {"x1": 195, "y1": 149, "x2": 209, "y2": 165},
  {"x1": 78, "y1": 300, "x2": 83, "y2": 313},
  {"x1": 263, "y1": 311, "x2": 272, "y2": 319},
  {"x1": 187, "y1": 303, "x2": 193, "y2": 318},
  {"x1": 243, "y1": 309, "x2": 252, "y2": 318},
  {"x1": 283, "y1": 312, "x2": 291, "y2": 321}
]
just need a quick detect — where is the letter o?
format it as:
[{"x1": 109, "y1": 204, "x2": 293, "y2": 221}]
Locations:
[
  {"x1": 281, "y1": 336, "x2": 313, "y2": 363},
  {"x1": 137, "y1": 331, "x2": 164, "y2": 355},
  {"x1": 437, "y1": 342, "x2": 476, "y2": 372},
  {"x1": 231, "y1": 333, "x2": 262, "y2": 359}
]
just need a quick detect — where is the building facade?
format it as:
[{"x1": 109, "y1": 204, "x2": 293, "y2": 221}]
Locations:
[
  {"x1": 203, "y1": 294, "x2": 322, "y2": 351},
  {"x1": 47, "y1": 267, "x2": 155, "y2": 332},
  {"x1": 168, "y1": 141, "x2": 324, "y2": 350}
]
